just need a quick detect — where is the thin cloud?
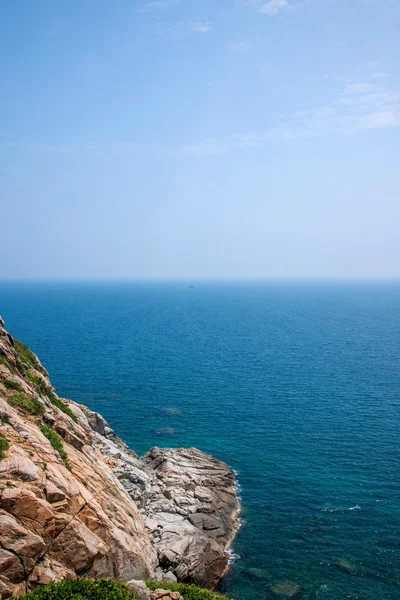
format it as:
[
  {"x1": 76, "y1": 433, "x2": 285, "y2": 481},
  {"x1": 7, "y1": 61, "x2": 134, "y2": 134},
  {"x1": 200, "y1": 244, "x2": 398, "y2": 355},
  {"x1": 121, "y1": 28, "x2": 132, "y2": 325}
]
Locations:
[
  {"x1": 359, "y1": 111, "x2": 400, "y2": 129},
  {"x1": 343, "y1": 83, "x2": 376, "y2": 95},
  {"x1": 3, "y1": 73, "x2": 399, "y2": 159},
  {"x1": 190, "y1": 22, "x2": 213, "y2": 33},
  {"x1": 138, "y1": 0, "x2": 179, "y2": 13},
  {"x1": 260, "y1": 0, "x2": 289, "y2": 15}
]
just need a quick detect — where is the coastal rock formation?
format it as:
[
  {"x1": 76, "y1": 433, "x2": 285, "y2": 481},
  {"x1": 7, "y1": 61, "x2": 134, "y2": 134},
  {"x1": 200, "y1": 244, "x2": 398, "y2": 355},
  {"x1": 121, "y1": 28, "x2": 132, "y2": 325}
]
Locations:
[{"x1": 0, "y1": 318, "x2": 239, "y2": 597}]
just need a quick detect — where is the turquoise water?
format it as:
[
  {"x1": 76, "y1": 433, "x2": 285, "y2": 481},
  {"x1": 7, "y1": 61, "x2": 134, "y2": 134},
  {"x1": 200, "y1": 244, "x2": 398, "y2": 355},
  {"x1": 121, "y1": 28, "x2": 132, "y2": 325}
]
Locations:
[{"x1": 1, "y1": 281, "x2": 399, "y2": 600}]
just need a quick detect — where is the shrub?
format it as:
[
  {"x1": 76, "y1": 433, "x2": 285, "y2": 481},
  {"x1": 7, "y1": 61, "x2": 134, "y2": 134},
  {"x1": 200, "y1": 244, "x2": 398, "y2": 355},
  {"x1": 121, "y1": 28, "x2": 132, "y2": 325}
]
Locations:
[
  {"x1": 3, "y1": 379, "x2": 23, "y2": 391},
  {"x1": 7, "y1": 392, "x2": 45, "y2": 416},
  {"x1": 146, "y1": 581, "x2": 229, "y2": 600},
  {"x1": 20, "y1": 578, "x2": 138, "y2": 599},
  {"x1": 0, "y1": 356, "x2": 15, "y2": 374},
  {"x1": 40, "y1": 425, "x2": 71, "y2": 471},
  {"x1": 26, "y1": 371, "x2": 42, "y2": 385},
  {"x1": 14, "y1": 340, "x2": 41, "y2": 371},
  {"x1": 27, "y1": 372, "x2": 77, "y2": 423},
  {"x1": 0, "y1": 432, "x2": 9, "y2": 460},
  {"x1": 46, "y1": 392, "x2": 78, "y2": 423}
]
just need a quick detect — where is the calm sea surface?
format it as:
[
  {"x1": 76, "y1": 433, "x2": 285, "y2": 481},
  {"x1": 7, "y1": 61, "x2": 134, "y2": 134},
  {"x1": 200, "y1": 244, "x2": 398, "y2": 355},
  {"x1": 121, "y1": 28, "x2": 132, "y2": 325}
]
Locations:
[{"x1": 0, "y1": 281, "x2": 399, "y2": 600}]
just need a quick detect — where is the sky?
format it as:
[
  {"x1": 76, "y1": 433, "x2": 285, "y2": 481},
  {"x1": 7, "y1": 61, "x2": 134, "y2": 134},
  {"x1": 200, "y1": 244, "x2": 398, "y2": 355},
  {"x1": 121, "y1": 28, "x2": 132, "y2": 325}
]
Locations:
[{"x1": 1, "y1": 0, "x2": 399, "y2": 279}]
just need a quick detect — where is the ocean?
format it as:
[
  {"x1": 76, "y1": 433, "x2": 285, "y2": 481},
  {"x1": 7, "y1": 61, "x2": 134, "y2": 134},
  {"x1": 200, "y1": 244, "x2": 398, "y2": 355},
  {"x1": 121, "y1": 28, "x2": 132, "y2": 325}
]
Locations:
[{"x1": 0, "y1": 280, "x2": 399, "y2": 600}]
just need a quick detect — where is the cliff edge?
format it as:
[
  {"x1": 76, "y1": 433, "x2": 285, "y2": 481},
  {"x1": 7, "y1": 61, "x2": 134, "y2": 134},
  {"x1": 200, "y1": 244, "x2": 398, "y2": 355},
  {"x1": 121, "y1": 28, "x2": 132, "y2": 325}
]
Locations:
[{"x1": 0, "y1": 317, "x2": 240, "y2": 598}]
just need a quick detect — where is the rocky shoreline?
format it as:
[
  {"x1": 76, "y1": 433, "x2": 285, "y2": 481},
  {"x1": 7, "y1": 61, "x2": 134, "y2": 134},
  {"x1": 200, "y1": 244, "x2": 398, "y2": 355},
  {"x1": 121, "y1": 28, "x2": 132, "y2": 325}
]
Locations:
[
  {"x1": 81, "y1": 405, "x2": 241, "y2": 589},
  {"x1": 0, "y1": 317, "x2": 240, "y2": 597}
]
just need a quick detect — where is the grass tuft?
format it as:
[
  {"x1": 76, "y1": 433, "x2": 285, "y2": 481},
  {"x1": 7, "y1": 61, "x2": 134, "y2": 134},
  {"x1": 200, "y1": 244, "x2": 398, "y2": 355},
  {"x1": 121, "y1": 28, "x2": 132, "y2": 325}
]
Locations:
[
  {"x1": 40, "y1": 424, "x2": 71, "y2": 471},
  {"x1": 14, "y1": 340, "x2": 41, "y2": 371},
  {"x1": 27, "y1": 371, "x2": 77, "y2": 423},
  {"x1": 0, "y1": 356, "x2": 15, "y2": 374},
  {"x1": 146, "y1": 581, "x2": 229, "y2": 600},
  {"x1": 3, "y1": 379, "x2": 23, "y2": 392},
  {"x1": 20, "y1": 578, "x2": 138, "y2": 599},
  {"x1": 7, "y1": 392, "x2": 45, "y2": 416},
  {"x1": 0, "y1": 432, "x2": 9, "y2": 461}
]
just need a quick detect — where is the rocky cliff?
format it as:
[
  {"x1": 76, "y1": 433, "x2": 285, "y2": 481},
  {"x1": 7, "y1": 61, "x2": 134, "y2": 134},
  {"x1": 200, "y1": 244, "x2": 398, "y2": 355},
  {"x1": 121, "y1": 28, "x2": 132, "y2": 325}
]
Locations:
[{"x1": 0, "y1": 318, "x2": 240, "y2": 598}]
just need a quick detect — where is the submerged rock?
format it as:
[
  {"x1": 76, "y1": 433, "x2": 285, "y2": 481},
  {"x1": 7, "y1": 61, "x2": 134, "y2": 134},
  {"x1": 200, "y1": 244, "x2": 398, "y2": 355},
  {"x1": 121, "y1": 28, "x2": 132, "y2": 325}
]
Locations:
[
  {"x1": 333, "y1": 557, "x2": 357, "y2": 575},
  {"x1": 270, "y1": 580, "x2": 301, "y2": 598},
  {"x1": 245, "y1": 567, "x2": 272, "y2": 580},
  {"x1": 153, "y1": 428, "x2": 177, "y2": 437},
  {"x1": 163, "y1": 408, "x2": 182, "y2": 416}
]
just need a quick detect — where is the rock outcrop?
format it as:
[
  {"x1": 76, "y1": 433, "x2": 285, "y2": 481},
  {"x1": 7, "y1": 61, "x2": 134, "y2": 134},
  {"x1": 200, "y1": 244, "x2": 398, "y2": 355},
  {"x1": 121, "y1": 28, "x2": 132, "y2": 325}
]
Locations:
[{"x1": 0, "y1": 318, "x2": 240, "y2": 597}]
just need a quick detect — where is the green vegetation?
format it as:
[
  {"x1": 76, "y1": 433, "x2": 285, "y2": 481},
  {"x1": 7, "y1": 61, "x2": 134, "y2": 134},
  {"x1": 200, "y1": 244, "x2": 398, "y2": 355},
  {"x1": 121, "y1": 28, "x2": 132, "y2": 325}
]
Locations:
[
  {"x1": 27, "y1": 371, "x2": 77, "y2": 423},
  {"x1": 0, "y1": 356, "x2": 15, "y2": 374},
  {"x1": 14, "y1": 340, "x2": 41, "y2": 371},
  {"x1": 3, "y1": 379, "x2": 23, "y2": 391},
  {"x1": 0, "y1": 432, "x2": 9, "y2": 460},
  {"x1": 146, "y1": 581, "x2": 229, "y2": 600},
  {"x1": 20, "y1": 578, "x2": 138, "y2": 600},
  {"x1": 7, "y1": 392, "x2": 45, "y2": 416},
  {"x1": 26, "y1": 372, "x2": 42, "y2": 385},
  {"x1": 47, "y1": 393, "x2": 78, "y2": 423},
  {"x1": 19, "y1": 579, "x2": 229, "y2": 600},
  {"x1": 40, "y1": 424, "x2": 71, "y2": 471}
]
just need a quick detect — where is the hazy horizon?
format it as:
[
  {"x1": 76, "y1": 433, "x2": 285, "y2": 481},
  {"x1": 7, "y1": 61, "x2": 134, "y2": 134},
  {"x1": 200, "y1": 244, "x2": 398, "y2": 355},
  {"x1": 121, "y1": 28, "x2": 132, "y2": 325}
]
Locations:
[{"x1": 1, "y1": 1, "x2": 399, "y2": 280}]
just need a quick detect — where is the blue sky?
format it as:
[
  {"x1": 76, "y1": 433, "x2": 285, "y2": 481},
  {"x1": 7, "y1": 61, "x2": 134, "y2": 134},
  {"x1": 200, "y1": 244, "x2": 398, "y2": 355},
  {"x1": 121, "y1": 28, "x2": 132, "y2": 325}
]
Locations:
[{"x1": 1, "y1": 0, "x2": 399, "y2": 279}]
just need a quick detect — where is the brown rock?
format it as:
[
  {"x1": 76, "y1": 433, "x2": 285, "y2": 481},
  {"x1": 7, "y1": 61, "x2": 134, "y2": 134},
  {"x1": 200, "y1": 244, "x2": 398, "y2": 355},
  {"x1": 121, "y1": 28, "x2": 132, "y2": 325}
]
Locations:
[
  {"x1": 0, "y1": 511, "x2": 46, "y2": 571},
  {"x1": 127, "y1": 579, "x2": 151, "y2": 600},
  {"x1": 0, "y1": 548, "x2": 25, "y2": 584},
  {"x1": 1, "y1": 487, "x2": 55, "y2": 541}
]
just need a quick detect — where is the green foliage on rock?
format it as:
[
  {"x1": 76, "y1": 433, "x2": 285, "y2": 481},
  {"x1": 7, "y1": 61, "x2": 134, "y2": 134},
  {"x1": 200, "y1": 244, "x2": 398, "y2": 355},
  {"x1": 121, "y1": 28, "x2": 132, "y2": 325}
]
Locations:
[
  {"x1": 26, "y1": 371, "x2": 42, "y2": 385},
  {"x1": 14, "y1": 340, "x2": 41, "y2": 371},
  {"x1": 7, "y1": 392, "x2": 45, "y2": 416},
  {"x1": 20, "y1": 579, "x2": 138, "y2": 600},
  {"x1": 3, "y1": 379, "x2": 23, "y2": 391},
  {"x1": 0, "y1": 432, "x2": 9, "y2": 460},
  {"x1": 146, "y1": 581, "x2": 229, "y2": 600},
  {"x1": 0, "y1": 356, "x2": 15, "y2": 374},
  {"x1": 47, "y1": 392, "x2": 78, "y2": 423},
  {"x1": 40, "y1": 424, "x2": 72, "y2": 470},
  {"x1": 27, "y1": 371, "x2": 78, "y2": 423}
]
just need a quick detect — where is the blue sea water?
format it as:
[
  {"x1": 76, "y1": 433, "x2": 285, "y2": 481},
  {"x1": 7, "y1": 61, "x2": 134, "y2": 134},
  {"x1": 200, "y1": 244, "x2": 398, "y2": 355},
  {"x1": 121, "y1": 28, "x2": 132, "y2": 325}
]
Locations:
[{"x1": 0, "y1": 281, "x2": 399, "y2": 600}]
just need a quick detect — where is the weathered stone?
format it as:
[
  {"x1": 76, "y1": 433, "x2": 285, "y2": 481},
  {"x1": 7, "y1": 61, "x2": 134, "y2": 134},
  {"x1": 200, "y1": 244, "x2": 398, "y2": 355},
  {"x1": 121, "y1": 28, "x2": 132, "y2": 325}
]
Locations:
[
  {"x1": 151, "y1": 590, "x2": 184, "y2": 600},
  {"x1": 127, "y1": 579, "x2": 152, "y2": 600},
  {"x1": 1, "y1": 487, "x2": 55, "y2": 541},
  {"x1": 0, "y1": 511, "x2": 46, "y2": 570},
  {"x1": 0, "y1": 450, "x2": 39, "y2": 482},
  {"x1": 0, "y1": 548, "x2": 25, "y2": 584}
]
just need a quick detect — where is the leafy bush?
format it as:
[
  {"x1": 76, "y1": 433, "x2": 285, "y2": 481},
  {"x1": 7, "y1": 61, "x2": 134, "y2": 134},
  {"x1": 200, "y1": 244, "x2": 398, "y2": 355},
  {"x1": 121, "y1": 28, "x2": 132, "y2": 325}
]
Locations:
[
  {"x1": 3, "y1": 379, "x2": 23, "y2": 391},
  {"x1": 40, "y1": 425, "x2": 71, "y2": 471},
  {"x1": 0, "y1": 432, "x2": 9, "y2": 460},
  {"x1": 7, "y1": 392, "x2": 45, "y2": 416},
  {"x1": 47, "y1": 392, "x2": 78, "y2": 423},
  {"x1": 0, "y1": 356, "x2": 15, "y2": 374},
  {"x1": 14, "y1": 340, "x2": 41, "y2": 371},
  {"x1": 27, "y1": 372, "x2": 77, "y2": 423},
  {"x1": 26, "y1": 372, "x2": 42, "y2": 385},
  {"x1": 20, "y1": 578, "x2": 138, "y2": 599},
  {"x1": 146, "y1": 581, "x2": 229, "y2": 600}
]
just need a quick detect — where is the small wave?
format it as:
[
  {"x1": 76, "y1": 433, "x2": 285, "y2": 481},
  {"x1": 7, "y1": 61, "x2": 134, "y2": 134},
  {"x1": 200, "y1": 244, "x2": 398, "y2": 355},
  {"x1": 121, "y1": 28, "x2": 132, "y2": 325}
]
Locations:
[
  {"x1": 227, "y1": 548, "x2": 241, "y2": 565},
  {"x1": 234, "y1": 481, "x2": 243, "y2": 500},
  {"x1": 321, "y1": 504, "x2": 361, "y2": 513}
]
